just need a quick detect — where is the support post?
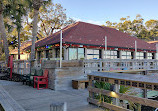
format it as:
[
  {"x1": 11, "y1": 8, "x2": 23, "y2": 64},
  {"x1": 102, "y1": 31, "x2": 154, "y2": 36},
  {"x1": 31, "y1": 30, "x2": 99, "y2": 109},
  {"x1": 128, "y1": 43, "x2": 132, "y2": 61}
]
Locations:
[
  {"x1": 113, "y1": 84, "x2": 120, "y2": 106},
  {"x1": 101, "y1": 49, "x2": 105, "y2": 59},
  {"x1": 50, "y1": 102, "x2": 67, "y2": 111},
  {"x1": 119, "y1": 51, "x2": 122, "y2": 59},
  {"x1": 143, "y1": 70, "x2": 147, "y2": 98},
  {"x1": 60, "y1": 29, "x2": 62, "y2": 68},
  {"x1": 156, "y1": 43, "x2": 158, "y2": 59},
  {"x1": 104, "y1": 36, "x2": 107, "y2": 59},
  {"x1": 85, "y1": 48, "x2": 87, "y2": 59},
  {"x1": 52, "y1": 48, "x2": 56, "y2": 59},
  {"x1": 144, "y1": 52, "x2": 147, "y2": 59},
  {"x1": 64, "y1": 48, "x2": 68, "y2": 60},
  {"x1": 134, "y1": 40, "x2": 137, "y2": 59}
]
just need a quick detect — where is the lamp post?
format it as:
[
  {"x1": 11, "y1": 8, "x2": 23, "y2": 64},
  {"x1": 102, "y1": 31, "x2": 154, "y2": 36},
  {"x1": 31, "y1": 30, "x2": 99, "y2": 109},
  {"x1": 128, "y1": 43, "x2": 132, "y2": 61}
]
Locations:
[
  {"x1": 104, "y1": 36, "x2": 107, "y2": 59},
  {"x1": 60, "y1": 28, "x2": 62, "y2": 68},
  {"x1": 135, "y1": 40, "x2": 137, "y2": 59},
  {"x1": 156, "y1": 43, "x2": 158, "y2": 59}
]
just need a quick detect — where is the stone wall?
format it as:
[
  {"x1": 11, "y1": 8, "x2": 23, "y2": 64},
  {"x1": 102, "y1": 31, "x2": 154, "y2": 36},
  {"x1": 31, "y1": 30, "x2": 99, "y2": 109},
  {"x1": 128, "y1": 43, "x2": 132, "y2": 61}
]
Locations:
[{"x1": 42, "y1": 60, "x2": 85, "y2": 90}]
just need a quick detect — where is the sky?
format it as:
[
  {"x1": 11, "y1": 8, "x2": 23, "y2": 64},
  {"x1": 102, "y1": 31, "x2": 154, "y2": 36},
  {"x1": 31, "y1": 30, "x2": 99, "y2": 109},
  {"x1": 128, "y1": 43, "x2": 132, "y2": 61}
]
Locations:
[{"x1": 53, "y1": 0, "x2": 158, "y2": 25}]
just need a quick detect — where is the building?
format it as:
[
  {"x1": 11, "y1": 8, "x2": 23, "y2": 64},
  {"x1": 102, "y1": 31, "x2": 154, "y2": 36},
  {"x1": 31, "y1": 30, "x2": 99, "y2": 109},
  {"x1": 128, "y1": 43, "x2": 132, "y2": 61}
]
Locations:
[
  {"x1": 10, "y1": 41, "x2": 31, "y2": 60},
  {"x1": 24, "y1": 21, "x2": 156, "y2": 60}
]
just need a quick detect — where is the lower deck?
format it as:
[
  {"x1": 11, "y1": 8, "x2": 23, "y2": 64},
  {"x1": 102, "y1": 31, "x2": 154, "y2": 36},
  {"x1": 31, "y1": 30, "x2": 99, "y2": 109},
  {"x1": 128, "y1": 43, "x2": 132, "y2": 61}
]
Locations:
[{"x1": 0, "y1": 80, "x2": 103, "y2": 111}]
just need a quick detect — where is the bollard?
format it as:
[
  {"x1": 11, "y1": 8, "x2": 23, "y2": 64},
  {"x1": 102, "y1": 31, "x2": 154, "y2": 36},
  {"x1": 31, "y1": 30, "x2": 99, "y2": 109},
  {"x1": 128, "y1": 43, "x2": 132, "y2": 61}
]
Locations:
[{"x1": 50, "y1": 102, "x2": 67, "y2": 111}]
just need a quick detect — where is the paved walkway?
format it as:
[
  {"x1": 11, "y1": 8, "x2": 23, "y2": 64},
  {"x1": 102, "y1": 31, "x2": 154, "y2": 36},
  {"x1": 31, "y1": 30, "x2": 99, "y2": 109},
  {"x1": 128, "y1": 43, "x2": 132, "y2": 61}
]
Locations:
[
  {"x1": 0, "y1": 85, "x2": 25, "y2": 111},
  {"x1": 0, "y1": 80, "x2": 104, "y2": 111}
]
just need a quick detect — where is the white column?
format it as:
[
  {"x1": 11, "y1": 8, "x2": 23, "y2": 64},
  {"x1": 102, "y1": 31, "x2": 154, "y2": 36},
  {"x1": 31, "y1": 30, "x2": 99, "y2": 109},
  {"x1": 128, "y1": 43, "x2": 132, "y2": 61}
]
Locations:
[
  {"x1": 132, "y1": 51, "x2": 136, "y2": 59},
  {"x1": 134, "y1": 40, "x2": 137, "y2": 59},
  {"x1": 60, "y1": 29, "x2": 62, "y2": 68},
  {"x1": 44, "y1": 50, "x2": 46, "y2": 58},
  {"x1": 156, "y1": 44, "x2": 158, "y2": 59},
  {"x1": 104, "y1": 36, "x2": 107, "y2": 59},
  {"x1": 144, "y1": 52, "x2": 147, "y2": 59},
  {"x1": 101, "y1": 49, "x2": 105, "y2": 59},
  {"x1": 153, "y1": 53, "x2": 156, "y2": 59},
  {"x1": 52, "y1": 48, "x2": 56, "y2": 58},
  {"x1": 119, "y1": 51, "x2": 122, "y2": 59},
  {"x1": 85, "y1": 48, "x2": 87, "y2": 59},
  {"x1": 64, "y1": 48, "x2": 68, "y2": 60}
]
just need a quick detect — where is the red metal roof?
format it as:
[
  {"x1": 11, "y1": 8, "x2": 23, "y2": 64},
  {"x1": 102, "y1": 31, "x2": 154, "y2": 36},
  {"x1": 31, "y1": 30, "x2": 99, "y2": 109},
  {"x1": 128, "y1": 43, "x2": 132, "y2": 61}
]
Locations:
[{"x1": 25, "y1": 21, "x2": 156, "y2": 51}]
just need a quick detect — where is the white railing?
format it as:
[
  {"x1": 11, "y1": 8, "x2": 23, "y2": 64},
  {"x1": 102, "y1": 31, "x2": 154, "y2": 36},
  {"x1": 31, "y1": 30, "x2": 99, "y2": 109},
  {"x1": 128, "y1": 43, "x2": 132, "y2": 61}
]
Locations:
[
  {"x1": 83, "y1": 59, "x2": 158, "y2": 74},
  {"x1": 8, "y1": 59, "x2": 158, "y2": 75}
]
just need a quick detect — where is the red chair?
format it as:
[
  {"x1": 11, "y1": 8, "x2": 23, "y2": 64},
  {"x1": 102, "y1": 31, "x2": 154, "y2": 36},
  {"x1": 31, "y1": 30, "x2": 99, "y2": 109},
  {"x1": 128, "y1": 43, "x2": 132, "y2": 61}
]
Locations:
[{"x1": 34, "y1": 69, "x2": 48, "y2": 90}]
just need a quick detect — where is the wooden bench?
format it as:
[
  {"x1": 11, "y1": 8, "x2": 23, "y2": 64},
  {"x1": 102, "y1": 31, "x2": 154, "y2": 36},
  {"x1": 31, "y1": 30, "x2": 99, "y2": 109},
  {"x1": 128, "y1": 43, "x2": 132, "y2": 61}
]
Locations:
[{"x1": 72, "y1": 79, "x2": 89, "y2": 89}]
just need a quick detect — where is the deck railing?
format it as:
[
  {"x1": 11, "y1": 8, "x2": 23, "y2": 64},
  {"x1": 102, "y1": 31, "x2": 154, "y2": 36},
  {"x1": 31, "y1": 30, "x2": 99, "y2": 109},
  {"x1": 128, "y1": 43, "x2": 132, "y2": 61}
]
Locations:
[
  {"x1": 87, "y1": 72, "x2": 158, "y2": 110},
  {"x1": 83, "y1": 59, "x2": 158, "y2": 74},
  {"x1": 2, "y1": 59, "x2": 158, "y2": 75},
  {"x1": 13, "y1": 60, "x2": 31, "y2": 75}
]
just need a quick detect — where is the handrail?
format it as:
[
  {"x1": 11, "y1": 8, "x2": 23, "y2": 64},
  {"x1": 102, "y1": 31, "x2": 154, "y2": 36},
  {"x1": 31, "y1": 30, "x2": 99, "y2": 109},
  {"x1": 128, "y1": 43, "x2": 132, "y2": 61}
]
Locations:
[{"x1": 83, "y1": 59, "x2": 158, "y2": 74}]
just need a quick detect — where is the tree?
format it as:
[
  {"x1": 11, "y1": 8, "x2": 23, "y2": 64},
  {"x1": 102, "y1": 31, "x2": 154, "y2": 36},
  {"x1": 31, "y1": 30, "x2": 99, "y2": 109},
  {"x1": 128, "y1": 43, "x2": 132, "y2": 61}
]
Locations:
[
  {"x1": 0, "y1": 0, "x2": 9, "y2": 62},
  {"x1": 26, "y1": 2, "x2": 74, "y2": 39},
  {"x1": 105, "y1": 15, "x2": 152, "y2": 41},
  {"x1": 30, "y1": 0, "x2": 42, "y2": 61},
  {"x1": 30, "y1": 0, "x2": 51, "y2": 61},
  {"x1": 145, "y1": 20, "x2": 158, "y2": 40},
  {"x1": 64, "y1": 18, "x2": 76, "y2": 27},
  {"x1": 5, "y1": 0, "x2": 27, "y2": 59},
  {"x1": 38, "y1": 3, "x2": 67, "y2": 37}
]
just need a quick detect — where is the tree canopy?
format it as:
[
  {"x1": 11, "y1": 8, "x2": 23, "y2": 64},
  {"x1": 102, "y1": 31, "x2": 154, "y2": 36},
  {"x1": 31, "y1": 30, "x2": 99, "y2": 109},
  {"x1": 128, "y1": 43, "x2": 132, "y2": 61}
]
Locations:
[
  {"x1": 105, "y1": 14, "x2": 158, "y2": 41},
  {"x1": 25, "y1": 2, "x2": 75, "y2": 39},
  {"x1": 0, "y1": 0, "x2": 75, "y2": 61}
]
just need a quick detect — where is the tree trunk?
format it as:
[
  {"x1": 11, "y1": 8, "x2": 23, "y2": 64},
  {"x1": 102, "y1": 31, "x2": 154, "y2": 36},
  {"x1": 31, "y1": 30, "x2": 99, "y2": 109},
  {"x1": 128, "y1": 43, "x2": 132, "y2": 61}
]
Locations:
[
  {"x1": 30, "y1": 9, "x2": 39, "y2": 61},
  {"x1": 0, "y1": 13, "x2": 9, "y2": 62},
  {"x1": 18, "y1": 30, "x2": 20, "y2": 60}
]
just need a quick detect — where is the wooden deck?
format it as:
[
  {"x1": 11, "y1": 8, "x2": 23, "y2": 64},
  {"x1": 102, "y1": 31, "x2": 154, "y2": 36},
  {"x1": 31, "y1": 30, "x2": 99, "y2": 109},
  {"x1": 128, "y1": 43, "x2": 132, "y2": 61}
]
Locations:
[
  {"x1": 88, "y1": 72, "x2": 158, "y2": 110},
  {"x1": 0, "y1": 80, "x2": 104, "y2": 111}
]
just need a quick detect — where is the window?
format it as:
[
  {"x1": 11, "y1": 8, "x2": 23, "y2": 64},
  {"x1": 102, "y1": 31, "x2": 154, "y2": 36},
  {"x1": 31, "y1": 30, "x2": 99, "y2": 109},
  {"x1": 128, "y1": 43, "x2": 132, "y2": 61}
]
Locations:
[
  {"x1": 55, "y1": 48, "x2": 64, "y2": 59},
  {"x1": 136, "y1": 52, "x2": 144, "y2": 59},
  {"x1": 87, "y1": 49, "x2": 99, "y2": 59},
  {"x1": 147, "y1": 53, "x2": 152, "y2": 59},
  {"x1": 78, "y1": 48, "x2": 84, "y2": 59},
  {"x1": 122, "y1": 51, "x2": 132, "y2": 59},
  {"x1": 69, "y1": 48, "x2": 77, "y2": 60},
  {"x1": 106, "y1": 50, "x2": 117, "y2": 59},
  {"x1": 46, "y1": 50, "x2": 49, "y2": 58},
  {"x1": 49, "y1": 50, "x2": 53, "y2": 58},
  {"x1": 37, "y1": 51, "x2": 41, "y2": 60},
  {"x1": 56, "y1": 48, "x2": 60, "y2": 58},
  {"x1": 41, "y1": 51, "x2": 45, "y2": 58},
  {"x1": 69, "y1": 48, "x2": 85, "y2": 60},
  {"x1": 156, "y1": 53, "x2": 158, "y2": 60}
]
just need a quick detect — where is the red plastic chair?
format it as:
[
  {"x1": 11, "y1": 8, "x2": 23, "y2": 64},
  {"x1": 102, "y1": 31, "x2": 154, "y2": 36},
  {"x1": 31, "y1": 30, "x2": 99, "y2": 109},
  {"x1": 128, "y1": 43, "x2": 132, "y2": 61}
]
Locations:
[{"x1": 34, "y1": 69, "x2": 48, "y2": 90}]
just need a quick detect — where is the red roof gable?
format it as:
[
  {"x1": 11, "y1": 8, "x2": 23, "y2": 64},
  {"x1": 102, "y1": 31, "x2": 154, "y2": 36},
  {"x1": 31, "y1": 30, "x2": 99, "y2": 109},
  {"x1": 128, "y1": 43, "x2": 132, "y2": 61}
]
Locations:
[{"x1": 25, "y1": 21, "x2": 156, "y2": 51}]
